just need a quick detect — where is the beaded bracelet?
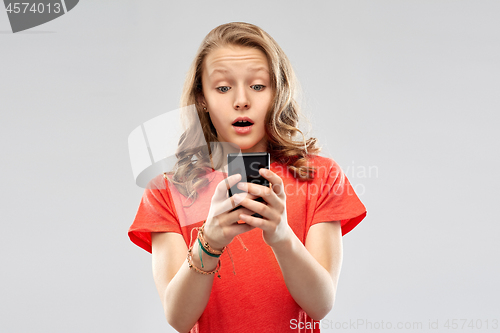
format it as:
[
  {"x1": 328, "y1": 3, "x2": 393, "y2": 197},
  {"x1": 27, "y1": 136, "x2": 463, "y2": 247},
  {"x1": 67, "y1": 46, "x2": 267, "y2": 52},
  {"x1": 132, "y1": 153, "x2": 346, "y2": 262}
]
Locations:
[
  {"x1": 196, "y1": 222, "x2": 222, "y2": 269},
  {"x1": 187, "y1": 246, "x2": 221, "y2": 279},
  {"x1": 186, "y1": 220, "x2": 249, "y2": 278},
  {"x1": 198, "y1": 238, "x2": 221, "y2": 258},
  {"x1": 198, "y1": 223, "x2": 225, "y2": 256}
]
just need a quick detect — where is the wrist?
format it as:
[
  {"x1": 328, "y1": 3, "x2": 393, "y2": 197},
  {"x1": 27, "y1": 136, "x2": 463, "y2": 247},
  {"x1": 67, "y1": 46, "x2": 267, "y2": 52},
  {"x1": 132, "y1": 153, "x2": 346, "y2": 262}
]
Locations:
[
  {"x1": 201, "y1": 223, "x2": 226, "y2": 251},
  {"x1": 191, "y1": 240, "x2": 220, "y2": 272},
  {"x1": 269, "y1": 225, "x2": 295, "y2": 253}
]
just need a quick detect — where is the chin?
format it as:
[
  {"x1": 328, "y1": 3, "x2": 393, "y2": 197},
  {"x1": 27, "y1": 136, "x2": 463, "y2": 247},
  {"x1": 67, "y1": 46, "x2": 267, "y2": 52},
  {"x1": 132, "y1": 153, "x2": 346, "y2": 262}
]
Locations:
[
  {"x1": 232, "y1": 139, "x2": 259, "y2": 150},
  {"x1": 235, "y1": 145, "x2": 255, "y2": 151}
]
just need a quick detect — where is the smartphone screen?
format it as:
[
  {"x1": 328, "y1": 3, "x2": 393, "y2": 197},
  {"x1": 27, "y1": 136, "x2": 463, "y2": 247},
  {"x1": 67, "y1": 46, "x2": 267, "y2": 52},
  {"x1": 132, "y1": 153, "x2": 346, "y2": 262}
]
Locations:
[{"x1": 227, "y1": 152, "x2": 270, "y2": 218}]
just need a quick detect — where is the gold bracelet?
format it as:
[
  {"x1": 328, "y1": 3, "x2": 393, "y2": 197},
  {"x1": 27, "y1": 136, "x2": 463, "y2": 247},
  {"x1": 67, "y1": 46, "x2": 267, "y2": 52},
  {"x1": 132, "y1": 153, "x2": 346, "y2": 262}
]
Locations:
[
  {"x1": 199, "y1": 222, "x2": 225, "y2": 255},
  {"x1": 187, "y1": 246, "x2": 222, "y2": 279}
]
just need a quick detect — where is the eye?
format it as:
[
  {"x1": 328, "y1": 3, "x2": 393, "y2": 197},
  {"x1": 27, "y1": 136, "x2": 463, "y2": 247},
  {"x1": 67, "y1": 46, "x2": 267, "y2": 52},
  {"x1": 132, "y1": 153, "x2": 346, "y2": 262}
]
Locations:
[
  {"x1": 216, "y1": 86, "x2": 230, "y2": 93},
  {"x1": 252, "y1": 85, "x2": 265, "y2": 91}
]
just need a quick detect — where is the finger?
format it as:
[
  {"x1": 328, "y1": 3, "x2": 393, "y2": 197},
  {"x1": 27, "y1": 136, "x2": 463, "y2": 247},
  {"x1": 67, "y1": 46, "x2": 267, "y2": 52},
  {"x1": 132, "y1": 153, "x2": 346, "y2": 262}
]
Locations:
[
  {"x1": 221, "y1": 192, "x2": 259, "y2": 214},
  {"x1": 204, "y1": 204, "x2": 255, "y2": 245},
  {"x1": 259, "y1": 168, "x2": 285, "y2": 198},
  {"x1": 224, "y1": 221, "x2": 256, "y2": 238},
  {"x1": 210, "y1": 191, "x2": 258, "y2": 219},
  {"x1": 233, "y1": 193, "x2": 272, "y2": 221},
  {"x1": 228, "y1": 205, "x2": 258, "y2": 223},
  {"x1": 237, "y1": 211, "x2": 266, "y2": 230},
  {"x1": 237, "y1": 182, "x2": 280, "y2": 209},
  {"x1": 213, "y1": 173, "x2": 241, "y2": 201}
]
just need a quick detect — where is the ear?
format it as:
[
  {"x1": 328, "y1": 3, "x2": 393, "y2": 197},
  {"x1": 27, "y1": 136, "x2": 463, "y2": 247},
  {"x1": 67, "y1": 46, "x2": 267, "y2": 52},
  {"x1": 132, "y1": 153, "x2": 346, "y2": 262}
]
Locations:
[{"x1": 196, "y1": 94, "x2": 208, "y2": 112}]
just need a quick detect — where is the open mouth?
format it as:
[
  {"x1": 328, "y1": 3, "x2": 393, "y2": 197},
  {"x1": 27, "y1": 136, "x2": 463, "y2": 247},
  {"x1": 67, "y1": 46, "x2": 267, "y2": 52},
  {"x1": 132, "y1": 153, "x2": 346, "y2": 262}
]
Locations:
[{"x1": 232, "y1": 121, "x2": 254, "y2": 127}]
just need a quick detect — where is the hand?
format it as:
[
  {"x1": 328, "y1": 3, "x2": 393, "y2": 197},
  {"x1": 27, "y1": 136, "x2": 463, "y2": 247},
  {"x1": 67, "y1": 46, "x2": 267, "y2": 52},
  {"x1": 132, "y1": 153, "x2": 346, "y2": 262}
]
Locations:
[
  {"x1": 203, "y1": 174, "x2": 258, "y2": 250},
  {"x1": 234, "y1": 168, "x2": 292, "y2": 248}
]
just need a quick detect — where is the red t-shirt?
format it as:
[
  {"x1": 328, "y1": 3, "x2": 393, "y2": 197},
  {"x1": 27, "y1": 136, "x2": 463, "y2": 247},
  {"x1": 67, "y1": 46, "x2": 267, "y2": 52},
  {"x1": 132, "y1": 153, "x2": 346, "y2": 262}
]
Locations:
[{"x1": 128, "y1": 155, "x2": 367, "y2": 332}]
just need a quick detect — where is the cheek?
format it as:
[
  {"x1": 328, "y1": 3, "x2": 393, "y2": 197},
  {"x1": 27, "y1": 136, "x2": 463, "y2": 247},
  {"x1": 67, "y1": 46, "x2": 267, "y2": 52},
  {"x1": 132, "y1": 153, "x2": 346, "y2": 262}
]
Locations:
[
  {"x1": 208, "y1": 113, "x2": 226, "y2": 132},
  {"x1": 256, "y1": 94, "x2": 273, "y2": 113}
]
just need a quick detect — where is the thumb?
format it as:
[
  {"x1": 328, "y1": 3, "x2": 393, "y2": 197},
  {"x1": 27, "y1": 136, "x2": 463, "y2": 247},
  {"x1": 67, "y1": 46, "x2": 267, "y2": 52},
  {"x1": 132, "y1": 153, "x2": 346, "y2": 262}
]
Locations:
[{"x1": 213, "y1": 173, "x2": 242, "y2": 202}]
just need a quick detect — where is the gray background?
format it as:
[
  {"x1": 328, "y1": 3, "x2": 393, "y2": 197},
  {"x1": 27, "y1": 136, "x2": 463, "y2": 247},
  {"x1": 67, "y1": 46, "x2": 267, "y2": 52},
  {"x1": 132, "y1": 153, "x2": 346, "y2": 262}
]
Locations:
[{"x1": 1, "y1": 1, "x2": 499, "y2": 332}]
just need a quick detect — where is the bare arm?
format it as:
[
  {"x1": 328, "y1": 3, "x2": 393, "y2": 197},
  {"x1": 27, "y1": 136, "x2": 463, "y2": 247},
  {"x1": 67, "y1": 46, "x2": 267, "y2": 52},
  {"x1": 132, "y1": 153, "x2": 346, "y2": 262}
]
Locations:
[
  {"x1": 271, "y1": 221, "x2": 343, "y2": 320},
  {"x1": 150, "y1": 174, "x2": 257, "y2": 332},
  {"x1": 151, "y1": 232, "x2": 219, "y2": 333}
]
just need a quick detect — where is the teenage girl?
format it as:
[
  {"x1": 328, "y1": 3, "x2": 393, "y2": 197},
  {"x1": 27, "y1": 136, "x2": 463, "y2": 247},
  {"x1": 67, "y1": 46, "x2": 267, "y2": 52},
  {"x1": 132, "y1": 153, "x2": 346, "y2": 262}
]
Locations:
[{"x1": 129, "y1": 22, "x2": 367, "y2": 333}]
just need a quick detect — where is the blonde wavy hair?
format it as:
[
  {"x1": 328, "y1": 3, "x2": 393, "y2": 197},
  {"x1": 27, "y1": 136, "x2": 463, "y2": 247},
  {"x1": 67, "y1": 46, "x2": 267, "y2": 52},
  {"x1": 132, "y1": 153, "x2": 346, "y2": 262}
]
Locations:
[{"x1": 166, "y1": 22, "x2": 322, "y2": 206}]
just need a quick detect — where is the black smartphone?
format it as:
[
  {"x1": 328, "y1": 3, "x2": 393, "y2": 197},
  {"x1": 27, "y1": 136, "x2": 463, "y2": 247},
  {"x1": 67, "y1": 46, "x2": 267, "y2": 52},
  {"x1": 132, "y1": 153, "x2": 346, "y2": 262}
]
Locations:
[{"x1": 227, "y1": 152, "x2": 270, "y2": 219}]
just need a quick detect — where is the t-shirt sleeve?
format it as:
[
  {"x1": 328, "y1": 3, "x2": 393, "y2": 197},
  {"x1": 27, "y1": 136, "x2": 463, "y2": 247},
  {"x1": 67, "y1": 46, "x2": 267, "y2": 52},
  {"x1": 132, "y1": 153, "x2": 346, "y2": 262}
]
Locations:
[
  {"x1": 128, "y1": 174, "x2": 182, "y2": 253},
  {"x1": 311, "y1": 158, "x2": 367, "y2": 236}
]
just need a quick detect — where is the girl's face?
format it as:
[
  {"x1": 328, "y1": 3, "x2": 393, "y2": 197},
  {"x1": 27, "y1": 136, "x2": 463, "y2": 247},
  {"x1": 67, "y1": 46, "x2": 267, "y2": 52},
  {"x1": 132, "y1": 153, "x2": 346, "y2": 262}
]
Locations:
[{"x1": 200, "y1": 45, "x2": 273, "y2": 154}]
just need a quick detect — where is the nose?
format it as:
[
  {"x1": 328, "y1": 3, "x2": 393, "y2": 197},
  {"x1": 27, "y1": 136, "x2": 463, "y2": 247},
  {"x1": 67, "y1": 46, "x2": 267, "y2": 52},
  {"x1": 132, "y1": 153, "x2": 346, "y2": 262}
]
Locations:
[{"x1": 233, "y1": 86, "x2": 249, "y2": 110}]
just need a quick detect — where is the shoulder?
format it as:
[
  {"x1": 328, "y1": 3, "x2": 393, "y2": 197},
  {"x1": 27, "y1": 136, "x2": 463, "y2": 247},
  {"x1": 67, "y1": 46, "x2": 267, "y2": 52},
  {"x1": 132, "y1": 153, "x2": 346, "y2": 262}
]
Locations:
[
  {"x1": 159, "y1": 169, "x2": 223, "y2": 198},
  {"x1": 145, "y1": 173, "x2": 169, "y2": 191},
  {"x1": 138, "y1": 174, "x2": 173, "y2": 208}
]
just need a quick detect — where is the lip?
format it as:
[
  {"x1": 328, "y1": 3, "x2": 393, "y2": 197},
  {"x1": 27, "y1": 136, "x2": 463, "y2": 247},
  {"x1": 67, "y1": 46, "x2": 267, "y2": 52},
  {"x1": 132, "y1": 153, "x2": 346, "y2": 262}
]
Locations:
[
  {"x1": 232, "y1": 124, "x2": 253, "y2": 135},
  {"x1": 231, "y1": 116, "x2": 255, "y2": 125}
]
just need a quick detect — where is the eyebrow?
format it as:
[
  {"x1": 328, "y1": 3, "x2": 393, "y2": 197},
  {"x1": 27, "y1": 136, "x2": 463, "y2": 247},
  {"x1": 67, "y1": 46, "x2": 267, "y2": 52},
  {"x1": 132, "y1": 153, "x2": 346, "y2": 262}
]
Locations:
[{"x1": 209, "y1": 66, "x2": 269, "y2": 77}]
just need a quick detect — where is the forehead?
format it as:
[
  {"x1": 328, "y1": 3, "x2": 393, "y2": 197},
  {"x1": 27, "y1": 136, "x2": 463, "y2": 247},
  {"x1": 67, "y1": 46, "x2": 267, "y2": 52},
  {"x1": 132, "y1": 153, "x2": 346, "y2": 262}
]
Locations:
[{"x1": 204, "y1": 46, "x2": 269, "y2": 78}]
